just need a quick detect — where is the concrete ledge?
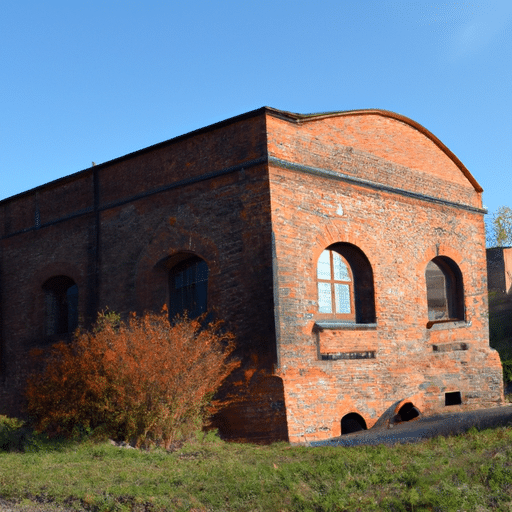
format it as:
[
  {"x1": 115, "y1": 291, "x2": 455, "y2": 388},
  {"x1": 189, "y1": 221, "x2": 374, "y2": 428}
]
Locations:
[{"x1": 314, "y1": 321, "x2": 377, "y2": 330}]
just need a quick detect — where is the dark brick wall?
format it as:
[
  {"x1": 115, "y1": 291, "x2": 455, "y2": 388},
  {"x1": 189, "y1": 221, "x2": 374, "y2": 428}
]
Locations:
[{"x1": 0, "y1": 111, "x2": 288, "y2": 441}]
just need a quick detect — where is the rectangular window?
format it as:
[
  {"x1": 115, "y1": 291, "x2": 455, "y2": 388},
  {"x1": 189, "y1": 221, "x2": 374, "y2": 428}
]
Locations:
[
  {"x1": 318, "y1": 282, "x2": 332, "y2": 313},
  {"x1": 334, "y1": 283, "x2": 351, "y2": 314},
  {"x1": 317, "y1": 250, "x2": 331, "y2": 280}
]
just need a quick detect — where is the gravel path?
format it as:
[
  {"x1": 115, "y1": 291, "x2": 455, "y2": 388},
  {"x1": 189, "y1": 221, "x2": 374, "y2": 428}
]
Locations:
[{"x1": 309, "y1": 404, "x2": 512, "y2": 447}]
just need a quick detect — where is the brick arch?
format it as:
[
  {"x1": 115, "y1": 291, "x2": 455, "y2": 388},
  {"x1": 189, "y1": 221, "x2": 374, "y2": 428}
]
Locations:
[
  {"x1": 36, "y1": 262, "x2": 84, "y2": 287},
  {"x1": 330, "y1": 404, "x2": 369, "y2": 437},
  {"x1": 313, "y1": 225, "x2": 378, "y2": 265},
  {"x1": 135, "y1": 221, "x2": 220, "y2": 314},
  {"x1": 416, "y1": 247, "x2": 467, "y2": 325},
  {"x1": 30, "y1": 262, "x2": 84, "y2": 337},
  {"x1": 414, "y1": 245, "x2": 468, "y2": 290},
  {"x1": 311, "y1": 230, "x2": 376, "y2": 324}
]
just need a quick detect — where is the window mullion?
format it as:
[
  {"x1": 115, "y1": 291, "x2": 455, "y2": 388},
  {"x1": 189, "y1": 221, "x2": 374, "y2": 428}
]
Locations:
[{"x1": 330, "y1": 251, "x2": 336, "y2": 316}]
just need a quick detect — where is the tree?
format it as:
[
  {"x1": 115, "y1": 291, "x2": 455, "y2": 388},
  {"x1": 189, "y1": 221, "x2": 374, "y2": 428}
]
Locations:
[
  {"x1": 25, "y1": 309, "x2": 239, "y2": 448},
  {"x1": 486, "y1": 206, "x2": 512, "y2": 248}
]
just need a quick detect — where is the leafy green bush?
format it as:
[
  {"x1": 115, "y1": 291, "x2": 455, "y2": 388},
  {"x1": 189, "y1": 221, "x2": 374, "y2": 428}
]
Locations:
[{"x1": 502, "y1": 359, "x2": 512, "y2": 384}]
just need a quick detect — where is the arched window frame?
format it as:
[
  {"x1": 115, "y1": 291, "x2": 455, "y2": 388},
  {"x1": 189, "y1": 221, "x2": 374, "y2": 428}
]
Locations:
[
  {"x1": 42, "y1": 276, "x2": 78, "y2": 338},
  {"x1": 168, "y1": 255, "x2": 209, "y2": 321},
  {"x1": 425, "y1": 256, "x2": 465, "y2": 327},
  {"x1": 316, "y1": 250, "x2": 355, "y2": 321},
  {"x1": 314, "y1": 243, "x2": 376, "y2": 326}
]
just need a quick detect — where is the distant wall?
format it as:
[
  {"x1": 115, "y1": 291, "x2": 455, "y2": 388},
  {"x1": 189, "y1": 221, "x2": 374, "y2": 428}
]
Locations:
[{"x1": 487, "y1": 247, "x2": 512, "y2": 294}]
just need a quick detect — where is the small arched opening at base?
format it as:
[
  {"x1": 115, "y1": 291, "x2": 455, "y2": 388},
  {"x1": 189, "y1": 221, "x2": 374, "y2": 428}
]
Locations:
[
  {"x1": 341, "y1": 413, "x2": 367, "y2": 435},
  {"x1": 397, "y1": 402, "x2": 421, "y2": 422}
]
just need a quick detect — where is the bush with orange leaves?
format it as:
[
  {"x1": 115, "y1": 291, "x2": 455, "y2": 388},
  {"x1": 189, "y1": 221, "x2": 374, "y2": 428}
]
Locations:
[{"x1": 25, "y1": 309, "x2": 239, "y2": 448}]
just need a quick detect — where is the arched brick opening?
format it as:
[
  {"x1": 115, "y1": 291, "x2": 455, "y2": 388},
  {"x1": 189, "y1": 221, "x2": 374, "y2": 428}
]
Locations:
[
  {"x1": 167, "y1": 254, "x2": 209, "y2": 321},
  {"x1": 326, "y1": 242, "x2": 376, "y2": 323},
  {"x1": 425, "y1": 255, "x2": 465, "y2": 327},
  {"x1": 42, "y1": 275, "x2": 78, "y2": 339},
  {"x1": 397, "y1": 402, "x2": 421, "y2": 422},
  {"x1": 341, "y1": 412, "x2": 367, "y2": 434}
]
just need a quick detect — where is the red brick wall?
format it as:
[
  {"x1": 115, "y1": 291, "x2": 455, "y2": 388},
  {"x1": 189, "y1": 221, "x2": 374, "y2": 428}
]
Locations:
[
  {"x1": 267, "y1": 113, "x2": 481, "y2": 209},
  {"x1": 266, "y1": 112, "x2": 503, "y2": 443}
]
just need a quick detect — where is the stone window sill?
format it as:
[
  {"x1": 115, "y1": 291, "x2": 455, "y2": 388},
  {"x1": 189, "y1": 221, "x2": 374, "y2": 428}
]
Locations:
[{"x1": 426, "y1": 320, "x2": 470, "y2": 331}]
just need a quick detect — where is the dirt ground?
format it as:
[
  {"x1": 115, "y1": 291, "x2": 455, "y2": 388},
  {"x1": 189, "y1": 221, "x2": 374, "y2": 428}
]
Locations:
[{"x1": 0, "y1": 499, "x2": 77, "y2": 512}]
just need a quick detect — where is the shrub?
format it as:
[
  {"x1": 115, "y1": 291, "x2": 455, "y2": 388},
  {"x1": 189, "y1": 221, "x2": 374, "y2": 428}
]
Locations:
[
  {"x1": 25, "y1": 309, "x2": 239, "y2": 448},
  {"x1": 0, "y1": 415, "x2": 26, "y2": 451}
]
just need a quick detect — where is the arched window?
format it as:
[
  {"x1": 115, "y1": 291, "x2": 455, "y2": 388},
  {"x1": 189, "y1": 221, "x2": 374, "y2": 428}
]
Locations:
[
  {"x1": 425, "y1": 256, "x2": 464, "y2": 325},
  {"x1": 317, "y1": 250, "x2": 355, "y2": 320},
  {"x1": 316, "y1": 243, "x2": 376, "y2": 324},
  {"x1": 169, "y1": 256, "x2": 209, "y2": 320},
  {"x1": 43, "y1": 276, "x2": 78, "y2": 337}
]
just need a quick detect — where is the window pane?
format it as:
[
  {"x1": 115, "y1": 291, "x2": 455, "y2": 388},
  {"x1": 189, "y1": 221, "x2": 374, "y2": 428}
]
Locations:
[
  {"x1": 44, "y1": 291, "x2": 58, "y2": 336},
  {"x1": 334, "y1": 283, "x2": 351, "y2": 314},
  {"x1": 170, "y1": 258, "x2": 209, "y2": 320},
  {"x1": 332, "y1": 252, "x2": 350, "y2": 281},
  {"x1": 66, "y1": 284, "x2": 79, "y2": 333},
  {"x1": 195, "y1": 260, "x2": 209, "y2": 283},
  {"x1": 43, "y1": 276, "x2": 77, "y2": 337},
  {"x1": 317, "y1": 250, "x2": 331, "y2": 279},
  {"x1": 426, "y1": 260, "x2": 448, "y2": 321},
  {"x1": 318, "y1": 282, "x2": 332, "y2": 313},
  {"x1": 193, "y1": 280, "x2": 208, "y2": 316}
]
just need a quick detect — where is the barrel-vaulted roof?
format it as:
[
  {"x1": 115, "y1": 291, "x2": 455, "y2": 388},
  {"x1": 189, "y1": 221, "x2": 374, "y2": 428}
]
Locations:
[{"x1": 265, "y1": 107, "x2": 482, "y2": 193}]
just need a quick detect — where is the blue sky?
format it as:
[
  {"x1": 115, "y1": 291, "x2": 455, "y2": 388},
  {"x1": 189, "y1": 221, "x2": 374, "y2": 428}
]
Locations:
[{"x1": 1, "y1": 1, "x2": 511, "y2": 219}]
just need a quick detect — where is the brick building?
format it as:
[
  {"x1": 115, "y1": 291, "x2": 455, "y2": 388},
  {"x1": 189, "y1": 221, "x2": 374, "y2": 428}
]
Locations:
[
  {"x1": 487, "y1": 247, "x2": 512, "y2": 294},
  {"x1": 0, "y1": 107, "x2": 504, "y2": 443}
]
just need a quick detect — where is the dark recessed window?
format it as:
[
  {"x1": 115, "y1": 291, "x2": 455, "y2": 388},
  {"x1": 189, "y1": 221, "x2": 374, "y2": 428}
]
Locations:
[
  {"x1": 425, "y1": 257, "x2": 464, "y2": 325},
  {"x1": 43, "y1": 276, "x2": 78, "y2": 337},
  {"x1": 445, "y1": 391, "x2": 462, "y2": 406},
  {"x1": 169, "y1": 256, "x2": 209, "y2": 320}
]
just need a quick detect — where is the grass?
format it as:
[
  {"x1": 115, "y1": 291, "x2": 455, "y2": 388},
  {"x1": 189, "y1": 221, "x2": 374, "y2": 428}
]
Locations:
[
  {"x1": 1, "y1": 424, "x2": 512, "y2": 511},
  {"x1": 2, "y1": 290, "x2": 511, "y2": 511}
]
